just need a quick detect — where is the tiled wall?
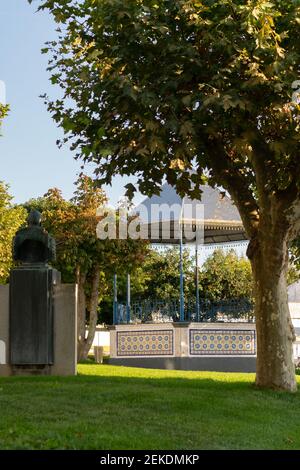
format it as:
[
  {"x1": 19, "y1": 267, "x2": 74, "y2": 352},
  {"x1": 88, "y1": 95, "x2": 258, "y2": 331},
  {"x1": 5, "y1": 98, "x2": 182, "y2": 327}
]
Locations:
[
  {"x1": 111, "y1": 323, "x2": 256, "y2": 358},
  {"x1": 117, "y1": 330, "x2": 174, "y2": 356},
  {"x1": 190, "y1": 329, "x2": 256, "y2": 356}
]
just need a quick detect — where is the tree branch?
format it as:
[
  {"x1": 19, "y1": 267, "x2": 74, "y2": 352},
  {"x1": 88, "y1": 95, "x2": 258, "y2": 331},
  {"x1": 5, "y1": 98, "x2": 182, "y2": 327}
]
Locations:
[{"x1": 203, "y1": 137, "x2": 259, "y2": 239}]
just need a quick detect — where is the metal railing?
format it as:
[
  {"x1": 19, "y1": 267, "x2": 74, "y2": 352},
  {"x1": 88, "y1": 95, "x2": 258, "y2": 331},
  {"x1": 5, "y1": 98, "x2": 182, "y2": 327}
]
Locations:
[{"x1": 115, "y1": 298, "x2": 254, "y2": 324}]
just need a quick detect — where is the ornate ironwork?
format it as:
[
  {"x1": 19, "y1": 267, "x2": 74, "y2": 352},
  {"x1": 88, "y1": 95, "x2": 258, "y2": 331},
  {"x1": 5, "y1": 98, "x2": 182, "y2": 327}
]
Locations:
[{"x1": 116, "y1": 298, "x2": 254, "y2": 324}]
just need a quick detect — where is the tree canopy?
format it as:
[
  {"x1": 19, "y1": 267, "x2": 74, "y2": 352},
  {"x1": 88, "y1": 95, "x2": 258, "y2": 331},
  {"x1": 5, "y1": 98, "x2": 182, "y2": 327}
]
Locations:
[
  {"x1": 130, "y1": 247, "x2": 253, "y2": 301},
  {"x1": 0, "y1": 182, "x2": 27, "y2": 283},
  {"x1": 36, "y1": 1, "x2": 299, "y2": 219},
  {"x1": 100, "y1": 247, "x2": 254, "y2": 323},
  {"x1": 200, "y1": 249, "x2": 253, "y2": 301}
]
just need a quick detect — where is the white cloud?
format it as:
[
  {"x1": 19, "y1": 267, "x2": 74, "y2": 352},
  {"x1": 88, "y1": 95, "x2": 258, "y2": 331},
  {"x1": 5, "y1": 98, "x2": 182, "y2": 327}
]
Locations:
[{"x1": 0, "y1": 80, "x2": 6, "y2": 105}]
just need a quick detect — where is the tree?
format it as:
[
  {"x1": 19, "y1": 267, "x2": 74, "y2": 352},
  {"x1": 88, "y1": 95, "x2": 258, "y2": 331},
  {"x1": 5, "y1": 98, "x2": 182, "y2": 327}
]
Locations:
[
  {"x1": 0, "y1": 182, "x2": 27, "y2": 283},
  {"x1": 131, "y1": 247, "x2": 195, "y2": 301},
  {"x1": 33, "y1": 1, "x2": 300, "y2": 390},
  {"x1": 26, "y1": 176, "x2": 148, "y2": 361},
  {"x1": 0, "y1": 104, "x2": 9, "y2": 135},
  {"x1": 101, "y1": 247, "x2": 255, "y2": 321},
  {"x1": 200, "y1": 249, "x2": 253, "y2": 301}
]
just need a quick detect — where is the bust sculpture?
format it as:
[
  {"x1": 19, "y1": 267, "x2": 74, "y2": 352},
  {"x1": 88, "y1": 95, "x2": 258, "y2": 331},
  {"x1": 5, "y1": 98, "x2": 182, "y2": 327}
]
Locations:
[{"x1": 13, "y1": 210, "x2": 56, "y2": 264}]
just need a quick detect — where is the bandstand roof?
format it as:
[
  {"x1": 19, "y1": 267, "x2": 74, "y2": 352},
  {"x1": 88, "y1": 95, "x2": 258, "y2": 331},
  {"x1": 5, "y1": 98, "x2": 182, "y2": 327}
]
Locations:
[{"x1": 135, "y1": 183, "x2": 248, "y2": 245}]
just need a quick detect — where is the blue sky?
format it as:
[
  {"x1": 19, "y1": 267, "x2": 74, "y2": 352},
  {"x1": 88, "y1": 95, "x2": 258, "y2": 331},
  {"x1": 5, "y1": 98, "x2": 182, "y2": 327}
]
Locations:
[{"x1": 0, "y1": 0, "x2": 143, "y2": 206}]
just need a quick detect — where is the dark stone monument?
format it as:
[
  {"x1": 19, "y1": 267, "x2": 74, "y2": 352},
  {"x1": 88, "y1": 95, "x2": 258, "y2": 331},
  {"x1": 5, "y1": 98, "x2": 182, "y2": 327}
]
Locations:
[{"x1": 10, "y1": 210, "x2": 61, "y2": 372}]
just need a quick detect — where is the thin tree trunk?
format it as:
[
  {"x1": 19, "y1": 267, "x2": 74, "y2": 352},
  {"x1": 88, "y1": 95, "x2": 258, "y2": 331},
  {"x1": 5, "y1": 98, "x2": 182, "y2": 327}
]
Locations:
[
  {"x1": 76, "y1": 265, "x2": 100, "y2": 362},
  {"x1": 76, "y1": 266, "x2": 87, "y2": 362},
  {"x1": 81, "y1": 265, "x2": 100, "y2": 360},
  {"x1": 248, "y1": 232, "x2": 296, "y2": 392}
]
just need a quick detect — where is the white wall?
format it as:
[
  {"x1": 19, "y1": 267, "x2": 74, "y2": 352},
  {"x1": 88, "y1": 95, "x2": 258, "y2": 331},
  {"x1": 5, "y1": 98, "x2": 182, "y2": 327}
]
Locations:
[
  {"x1": 289, "y1": 302, "x2": 300, "y2": 321},
  {"x1": 91, "y1": 330, "x2": 110, "y2": 348},
  {"x1": 0, "y1": 340, "x2": 6, "y2": 365}
]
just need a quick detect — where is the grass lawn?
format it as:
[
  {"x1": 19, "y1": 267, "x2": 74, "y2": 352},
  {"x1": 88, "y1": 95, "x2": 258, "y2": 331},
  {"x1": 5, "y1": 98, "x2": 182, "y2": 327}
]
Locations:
[{"x1": 0, "y1": 364, "x2": 300, "y2": 450}]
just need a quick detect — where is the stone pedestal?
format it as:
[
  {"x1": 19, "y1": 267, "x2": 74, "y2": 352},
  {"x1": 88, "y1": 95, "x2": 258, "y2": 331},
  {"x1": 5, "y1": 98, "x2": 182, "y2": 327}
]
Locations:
[
  {"x1": 0, "y1": 283, "x2": 77, "y2": 377},
  {"x1": 0, "y1": 210, "x2": 77, "y2": 376},
  {"x1": 10, "y1": 266, "x2": 61, "y2": 367}
]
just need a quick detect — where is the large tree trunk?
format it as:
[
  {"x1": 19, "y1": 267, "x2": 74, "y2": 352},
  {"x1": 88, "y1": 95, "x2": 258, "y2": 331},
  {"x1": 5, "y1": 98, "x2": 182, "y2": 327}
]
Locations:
[
  {"x1": 205, "y1": 137, "x2": 299, "y2": 392},
  {"x1": 248, "y1": 230, "x2": 296, "y2": 392}
]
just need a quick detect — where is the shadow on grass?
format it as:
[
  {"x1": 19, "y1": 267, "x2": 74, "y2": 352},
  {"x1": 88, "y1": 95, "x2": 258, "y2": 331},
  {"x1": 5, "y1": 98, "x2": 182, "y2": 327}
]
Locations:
[{"x1": 1, "y1": 363, "x2": 299, "y2": 401}]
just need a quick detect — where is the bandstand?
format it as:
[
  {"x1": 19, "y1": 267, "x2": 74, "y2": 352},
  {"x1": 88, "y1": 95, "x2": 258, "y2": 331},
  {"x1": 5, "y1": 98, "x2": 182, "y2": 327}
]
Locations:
[{"x1": 108, "y1": 184, "x2": 256, "y2": 372}]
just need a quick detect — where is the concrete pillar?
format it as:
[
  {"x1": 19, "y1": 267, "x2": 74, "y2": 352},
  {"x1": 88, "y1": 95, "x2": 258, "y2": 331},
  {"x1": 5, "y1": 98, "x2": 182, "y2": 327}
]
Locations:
[
  {"x1": 51, "y1": 284, "x2": 78, "y2": 376},
  {"x1": 0, "y1": 285, "x2": 12, "y2": 376}
]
